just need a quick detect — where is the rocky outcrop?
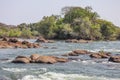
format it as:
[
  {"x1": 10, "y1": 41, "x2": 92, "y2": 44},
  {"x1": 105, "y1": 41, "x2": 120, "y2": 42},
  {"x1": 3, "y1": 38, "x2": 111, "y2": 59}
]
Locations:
[
  {"x1": 12, "y1": 56, "x2": 31, "y2": 63},
  {"x1": 0, "y1": 38, "x2": 40, "y2": 48},
  {"x1": 35, "y1": 56, "x2": 57, "y2": 64},
  {"x1": 65, "y1": 39, "x2": 91, "y2": 43},
  {"x1": 90, "y1": 52, "x2": 111, "y2": 58},
  {"x1": 36, "y1": 36, "x2": 55, "y2": 43},
  {"x1": 12, "y1": 54, "x2": 68, "y2": 64},
  {"x1": 62, "y1": 49, "x2": 89, "y2": 56},
  {"x1": 108, "y1": 56, "x2": 120, "y2": 63}
]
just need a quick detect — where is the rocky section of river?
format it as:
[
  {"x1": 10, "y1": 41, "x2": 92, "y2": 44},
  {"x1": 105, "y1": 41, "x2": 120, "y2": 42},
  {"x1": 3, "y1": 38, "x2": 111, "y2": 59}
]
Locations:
[
  {"x1": 11, "y1": 49, "x2": 120, "y2": 64},
  {"x1": 12, "y1": 54, "x2": 68, "y2": 64},
  {"x1": 0, "y1": 37, "x2": 40, "y2": 48}
]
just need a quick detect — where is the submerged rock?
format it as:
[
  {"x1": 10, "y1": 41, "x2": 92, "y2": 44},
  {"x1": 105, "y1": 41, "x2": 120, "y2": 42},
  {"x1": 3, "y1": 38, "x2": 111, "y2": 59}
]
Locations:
[
  {"x1": 35, "y1": 56, "x2": 57, "y2": 64},
  {"x1": 109, "y1": 56, "x2": 120, "y2": 63}
]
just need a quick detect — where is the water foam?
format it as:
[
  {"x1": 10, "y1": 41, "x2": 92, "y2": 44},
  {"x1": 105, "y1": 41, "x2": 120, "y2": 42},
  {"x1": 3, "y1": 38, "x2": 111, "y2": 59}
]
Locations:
[
  {"x1": 20, "y1": 72, "x2": 120, "y2": 80},
  {"x1": 2, "y1": 68, "x2": 27, "y2": 72}
]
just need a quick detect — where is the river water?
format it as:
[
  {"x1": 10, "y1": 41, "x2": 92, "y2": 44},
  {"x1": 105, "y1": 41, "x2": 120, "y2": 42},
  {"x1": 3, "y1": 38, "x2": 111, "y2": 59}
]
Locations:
[{"x1": 0, "y1": 40, "x2": 120, "y2": 80}]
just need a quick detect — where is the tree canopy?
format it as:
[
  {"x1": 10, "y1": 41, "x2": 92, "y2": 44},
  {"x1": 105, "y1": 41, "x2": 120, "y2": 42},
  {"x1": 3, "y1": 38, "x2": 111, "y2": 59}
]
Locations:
[{"x1": 0, "y1": 6, "x2": 120, "y2": 40}]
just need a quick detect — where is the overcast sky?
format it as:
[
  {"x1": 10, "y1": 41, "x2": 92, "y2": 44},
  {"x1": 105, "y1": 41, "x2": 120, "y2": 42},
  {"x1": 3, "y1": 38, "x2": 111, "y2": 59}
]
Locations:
[{"x1": 0, "y1": 0, "x2": 120, "y2": 26}]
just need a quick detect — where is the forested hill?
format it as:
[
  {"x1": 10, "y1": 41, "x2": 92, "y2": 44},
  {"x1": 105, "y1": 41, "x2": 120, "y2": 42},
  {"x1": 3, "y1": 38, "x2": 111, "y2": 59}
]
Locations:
[{"x1": 0, "y1": 6, "x2": 120, "y2": 40}]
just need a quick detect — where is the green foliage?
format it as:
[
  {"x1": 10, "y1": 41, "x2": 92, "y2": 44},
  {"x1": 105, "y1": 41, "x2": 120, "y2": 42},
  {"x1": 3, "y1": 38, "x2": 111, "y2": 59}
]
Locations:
[{"x1": 0, "y1": 6, "x2": 119, "y2": 40}]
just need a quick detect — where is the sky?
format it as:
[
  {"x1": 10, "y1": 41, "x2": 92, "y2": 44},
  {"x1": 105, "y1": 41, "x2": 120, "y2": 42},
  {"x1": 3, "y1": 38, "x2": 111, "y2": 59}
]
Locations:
[{"x1": 0, "y1": 0, "x2": 120, "y2": 26}]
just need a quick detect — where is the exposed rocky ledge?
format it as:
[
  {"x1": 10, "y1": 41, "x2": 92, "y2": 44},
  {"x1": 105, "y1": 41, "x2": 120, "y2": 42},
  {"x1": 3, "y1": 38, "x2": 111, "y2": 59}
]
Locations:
[
  {"x1": 0, "y1": 37, "x2": 40, "y2": 48},
  {"x1": 12, "y1": 54, "x2": 68, "y2": 64}
]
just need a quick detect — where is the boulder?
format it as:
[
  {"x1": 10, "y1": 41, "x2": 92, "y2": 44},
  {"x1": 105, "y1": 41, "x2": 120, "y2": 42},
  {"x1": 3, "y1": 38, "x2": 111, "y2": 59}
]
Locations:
[
  {"x1": 55, "y1": 58, "x2": 68, "y2": 63},
  {"x1": 8, "y1": 38, "x2": 18, "y2": 43},
  {"x1": 73, "y1": 49, "x2": 89, "y2": 55},
  {"x1": 62, "y1": 52, "x2": 76, "y2": 56},
  {"x1": 90, "y1": 53, "x2": 102, "y2": 58},
  {"x1": 2, "y1": 37, "x2": 8, "y2": 41},
  {"x1": 90, "y1": 52, "x2": 111, "y2": 58},
  {"x1": 12, "y1": 55, "x2": 69, "y2": 64},
  {"x1": 109, "y1": 56, "x2": 120, "y2": 63},
  {"x1": 49, "y1": 56, "x2": 68, "y2": 62},
  {"x1": 62, "y1": 50, "x2": 89, "y2": 56},
  {"x1": 0, "y1": 39, "x2": 40, "y2": 49},
  {"x1": 35, "y1": 56, "x2": 57, "y2": 64},
  {"x1": 36, "y1": 36, "x2": 48, "y2": 43},
  {"x1": 22, "y1": 41, "x2": 29, "y2": 45},
  {"x1": 12, "y1": 56, "x2": 30, "y2": 63},
  {"x1": 30, "y1": 54, "x2": 40, "y2": 60}
]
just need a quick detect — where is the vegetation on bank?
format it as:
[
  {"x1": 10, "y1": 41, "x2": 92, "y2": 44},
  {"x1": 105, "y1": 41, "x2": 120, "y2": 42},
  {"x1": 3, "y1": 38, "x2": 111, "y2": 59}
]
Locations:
[{"x1": 0, "y1": 6, "x2": 120, "y2": 40}]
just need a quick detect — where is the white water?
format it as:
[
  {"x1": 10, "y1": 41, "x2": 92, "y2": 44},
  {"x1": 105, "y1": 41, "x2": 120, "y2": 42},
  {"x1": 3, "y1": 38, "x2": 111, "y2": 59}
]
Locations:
[{"x1": 19, "y1": 72, "x2": 120, "y2": 80}]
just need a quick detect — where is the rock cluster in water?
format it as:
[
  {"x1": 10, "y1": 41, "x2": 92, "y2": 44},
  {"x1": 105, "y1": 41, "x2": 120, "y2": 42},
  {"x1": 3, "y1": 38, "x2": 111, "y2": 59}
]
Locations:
[
  {"x1": 62, "y1": 49, "x2": 120, "y2": 63},
  {"x1": 36, "y1": 36, "x2": 55, "y2": 43},
  {"x1": 12, "y1": 54, "x2": 68, "y2": 64},
  {"x1": 0, "y1": 37, "x2": 40, "y2": 48},
  {"x1": 12, "y1": 49, "x2": 120, "y2": 64}
]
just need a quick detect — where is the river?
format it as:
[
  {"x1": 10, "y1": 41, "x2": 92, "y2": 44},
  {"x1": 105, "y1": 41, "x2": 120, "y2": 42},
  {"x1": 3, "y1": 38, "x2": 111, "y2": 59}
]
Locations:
[{"x1": 0, "y1": 40, "x2": 120, "y2": 80}]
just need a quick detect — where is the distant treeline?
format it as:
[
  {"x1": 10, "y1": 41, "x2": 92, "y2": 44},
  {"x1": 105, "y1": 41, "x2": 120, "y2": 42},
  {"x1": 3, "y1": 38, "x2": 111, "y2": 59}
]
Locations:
[{"x1": 0, "y1": 6, "x2": 120, "y2": 40}]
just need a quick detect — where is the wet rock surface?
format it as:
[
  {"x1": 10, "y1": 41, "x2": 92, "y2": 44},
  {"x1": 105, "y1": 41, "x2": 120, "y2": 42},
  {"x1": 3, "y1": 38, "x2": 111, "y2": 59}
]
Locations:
[
  {"x1": 36, "y1": 36, "x2": 55, "y2": 43},
  {"x1": 12, "y1": 54, "x2": 68, "y2": 64},
  {"x1": 109, "y1": 56, "x2": 120, "y2": 63},
  {"x1": 0, "y1": 38, "x2": 40, "y2": 48}
]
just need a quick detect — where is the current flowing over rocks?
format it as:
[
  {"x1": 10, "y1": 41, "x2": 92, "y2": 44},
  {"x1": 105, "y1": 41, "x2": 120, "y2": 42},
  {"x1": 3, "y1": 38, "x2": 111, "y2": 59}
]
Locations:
[{"x1": 11, "y1": 49, "x2": 120, "y2": 64}]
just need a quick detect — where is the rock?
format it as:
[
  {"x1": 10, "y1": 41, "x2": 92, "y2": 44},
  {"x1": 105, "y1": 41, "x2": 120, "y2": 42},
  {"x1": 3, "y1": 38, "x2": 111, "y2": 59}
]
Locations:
[
  {"x1": 12, "y1": 54, "x2": 69, "y2": 64},
  {"x1": 67, "y1": 52, "x2": 79, "y2": 56},
  {"x1": 109, "y1": 56, "x2": 120, "y2": 63},
  {"x1": 2, "y1": 37, "x2": 8, "y2": 41},
  {"x1": 30, "y1": 54, "x2": 40, "y2": 60},
  {"x1": 8, "y1": 38, "x2": 18, "y2": 43},
  {"x1": 36, "y1": 36, "x2": 55, "y2": 43},
  {"x1": 12, "y1": 56, "x2": 30, "y2": 63},
  {"x1": 73, "y1": 49, "x2": 89, "y2": 55},
  {"x1": 22, "y1": 41, "x2": 29, "y2": 45},
  {"x1": 90, "y1": 52, "x2": 111, "y2": 58},
  {"x1": 35, "y1": 56, "x2": 57, "y2": 64},
  {"x1": 65, "y1": 39, "x2": 78, "y2": 43},
  {"x1": 55, "y1": 58, "x2": 68, "y2": 63},
  {"x1": 34, "y1": 43, "x2": 40, "y2": 48},
  {"x1": 62, "y1": 50, "x2": 89, "y2": 56},
  {"x1": 49, "y1": 56, "x2": 68, "y2": 62},
  {"x1": 36, "y1": 36, "x2": 48, "y2": 43},
  {"x1": 90, "y1": 53, "x2": 102, "y2": 58},
  {"x1": 0, "y1": 39, "x2": 40, "y2": 49}
]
